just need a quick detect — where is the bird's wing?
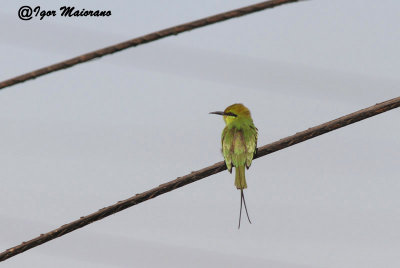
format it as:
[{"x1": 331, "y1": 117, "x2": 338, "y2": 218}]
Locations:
[
  {"x1": 227, "y1": 128, "x2": 248, "y2": 170},
  {"x1": 245, "y1": 125, "x2": 258, "y2": 169},
  {"x1": 221, "y1": 126, "x2": 233, "y2": 173}
]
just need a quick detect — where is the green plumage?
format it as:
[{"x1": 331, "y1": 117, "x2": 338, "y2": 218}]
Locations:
[{"x1": 222, "y1": 116, "x2": 258, "y2": 189}]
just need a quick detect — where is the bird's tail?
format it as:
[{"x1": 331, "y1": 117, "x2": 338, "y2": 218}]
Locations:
[
  {"x1": 235, "y1": 166, "x2": 251, "y2": 228},
  {"x1": 238, "y1": 189, "x2": 252, "y2": 228},
  {"x1": 235, "y1": 165, "x2": 247, "y2": 189}
]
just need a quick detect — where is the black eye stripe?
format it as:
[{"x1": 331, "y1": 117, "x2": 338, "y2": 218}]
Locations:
[{"x1": 225, "y1": 112, "x2": 237, "y2": 117}]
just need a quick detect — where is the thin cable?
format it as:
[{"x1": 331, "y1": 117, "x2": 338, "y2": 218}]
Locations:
[
  {"x1": 0, "y1": 0, "x2": 303, "y2": 90},
  {"x1": 1, "y1": 96, "x2": 399, "y2": 262}
]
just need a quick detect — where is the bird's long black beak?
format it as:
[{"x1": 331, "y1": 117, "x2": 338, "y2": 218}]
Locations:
[
  {"x1": 209, "y1": 111, "x2": 225, "y2": 116},
  {"x1": 209, "y1": 111, "x2": 237, "y2": 117}
]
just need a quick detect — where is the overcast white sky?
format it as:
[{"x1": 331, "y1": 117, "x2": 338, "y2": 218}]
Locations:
[{"x1": 1, "y1": 1, "x2": 399, "y2": 267}]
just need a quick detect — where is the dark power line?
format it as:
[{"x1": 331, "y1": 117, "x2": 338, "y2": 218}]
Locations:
[
  {"x1": 1, "y1": 96, "x2": 399, "y2": 262},
  {"x1": 0, "y1": 0, "x2": 303, "y2": 90}
]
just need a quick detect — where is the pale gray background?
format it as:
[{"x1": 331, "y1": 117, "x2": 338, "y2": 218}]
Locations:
[{"x1": 1, "y1": 0, "x2": 399, "y2": 267}]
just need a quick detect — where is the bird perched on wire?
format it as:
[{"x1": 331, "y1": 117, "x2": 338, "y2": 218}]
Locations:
[{"x1": 210, "y1": 103, "x2": 258, "y2": 228}]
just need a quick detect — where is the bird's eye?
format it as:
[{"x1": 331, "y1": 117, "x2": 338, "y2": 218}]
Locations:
[{"x1": 226, "y1": 112, "x2": 237, "y2": 117}]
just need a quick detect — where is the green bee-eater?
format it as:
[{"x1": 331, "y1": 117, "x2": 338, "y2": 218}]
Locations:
[{"x1": 210, "y1": 103, "x2": 258, "y2": 228}]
